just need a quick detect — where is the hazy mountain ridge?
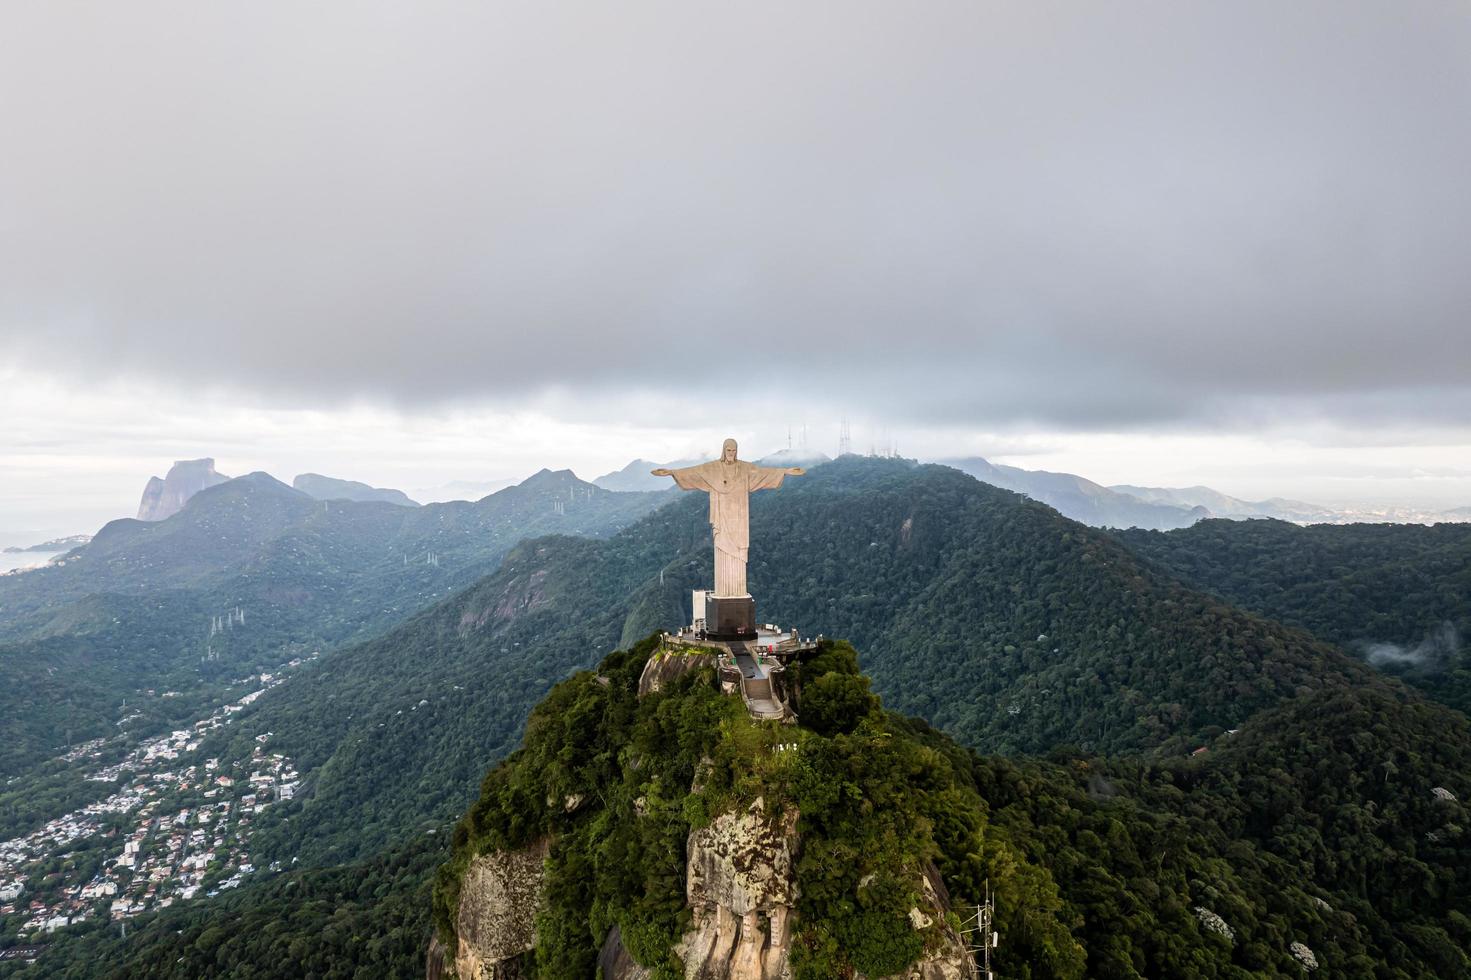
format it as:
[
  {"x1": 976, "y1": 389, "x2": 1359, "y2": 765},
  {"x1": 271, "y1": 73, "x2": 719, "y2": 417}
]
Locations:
[
  {"x1": 591, "y1": 458, "x2": 700, "y2": 493},
  {"x1": 1109, "y1": 483, "x2": 1333, "y2": 521},
  {"x1": 940, "y1": 456, "x2": 1209, "y2": 530},
  {"x1": 592, "y1": 449, "x2": 832, "y2": 494},
  {"x1": 292, "y1": 472, "x2": 420, "y2": 507},
  {"x1": 1, "y1": 534, "x2": 91, "y2": 554},
  {"x1": 0, "y1": 468, "x2": 670, "y2": 774},
  {"x1": 941, "y1": 456, "x2": 1469, "y2": 527}
]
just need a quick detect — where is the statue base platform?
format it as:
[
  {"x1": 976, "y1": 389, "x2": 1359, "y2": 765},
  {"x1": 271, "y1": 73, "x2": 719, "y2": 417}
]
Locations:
[
  {"x1": 704, "y1": 595, "x2": 756, "y2": 639},
  {"x1": 653, "y1": 623, "x2": 821, "y2": 723}
]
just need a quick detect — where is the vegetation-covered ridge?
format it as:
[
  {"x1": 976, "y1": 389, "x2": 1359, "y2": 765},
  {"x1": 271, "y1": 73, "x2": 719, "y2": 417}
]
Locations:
[
  {"x1": 1116, "y1": 518, "x2": 1471, "y2": 716},
  {"x1": 211, "y1": 457, "x2": 1435, "y2": 875},
  {"x1": 0, "y1": 466, "x2": 665, "y2": 776},
  {"x1": 435, "y1": 635, "x2": 992, "y2": 978},
  {"x1": 436, "y1": 636, "x2": 1471, "y2": 979}
]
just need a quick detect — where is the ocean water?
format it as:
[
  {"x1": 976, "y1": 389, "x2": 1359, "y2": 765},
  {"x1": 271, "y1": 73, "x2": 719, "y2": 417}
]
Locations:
[{"x1": 0, "y1": 550, "x2": 62, "y2": 574}]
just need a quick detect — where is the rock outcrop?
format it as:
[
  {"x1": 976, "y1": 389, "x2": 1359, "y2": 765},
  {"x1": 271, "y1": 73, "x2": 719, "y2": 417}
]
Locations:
[
  {"x1": 638, "y1": 649, "x2": 721, "y2": 697},
  {"x1": 453, "y1": 838, "x2": 550, "y2": 980},
  {"x1": 598, "y1": 925, "x2": 653, "y2": 980},
  {"x1": 292, "y1": 472, "x2": 420, "y2": 506},
  {"x1": 136, "y1": 458, "x2": 230, "y2": 521},
  {"x1": 438, "y1": 642, "x2": 981, "y2": 979},
  {"x1": 676, "y1": 797, "x2": 798, "y2": 980},
  {"x1": 861, "y1": 864, "x2": 975, "y2": 980}
]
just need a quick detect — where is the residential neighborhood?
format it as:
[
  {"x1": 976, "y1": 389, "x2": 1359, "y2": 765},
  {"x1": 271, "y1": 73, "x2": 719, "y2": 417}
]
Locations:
[{"x1": 0, "y1": 669, "x2": 305, "y2": 942}]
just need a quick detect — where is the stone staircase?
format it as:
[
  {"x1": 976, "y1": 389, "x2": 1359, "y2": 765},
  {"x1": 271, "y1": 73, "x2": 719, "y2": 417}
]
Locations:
[{"x1": 735, "y1": 652, "x2": 786, "y2": 720}]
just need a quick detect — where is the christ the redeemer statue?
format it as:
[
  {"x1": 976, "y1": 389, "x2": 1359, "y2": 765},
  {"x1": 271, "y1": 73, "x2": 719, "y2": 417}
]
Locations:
[{"x1": 653, "y1": 439, "x2": 804, "y2": 598}]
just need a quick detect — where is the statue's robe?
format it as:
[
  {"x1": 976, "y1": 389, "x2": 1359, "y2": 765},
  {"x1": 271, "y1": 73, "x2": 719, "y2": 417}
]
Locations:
[{"x1": 667, "y1": 459, "x2": 789, "y2": 597}]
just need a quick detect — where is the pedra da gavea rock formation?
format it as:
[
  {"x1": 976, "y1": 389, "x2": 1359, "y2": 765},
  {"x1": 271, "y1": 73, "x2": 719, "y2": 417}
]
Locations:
[{"x1": 136, "y1": 457, "x2": 231, "y2": 521}]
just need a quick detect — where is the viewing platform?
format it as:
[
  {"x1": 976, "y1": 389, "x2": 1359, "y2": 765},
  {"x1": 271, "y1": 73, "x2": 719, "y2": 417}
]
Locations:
[{"x1": 645, "y1": 624, "x2": 819, "y2": 722}]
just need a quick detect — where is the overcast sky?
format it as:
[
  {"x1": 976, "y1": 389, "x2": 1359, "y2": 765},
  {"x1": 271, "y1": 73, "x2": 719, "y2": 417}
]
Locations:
[{"x1": 3, "y1": 1, "x2": 1470, "y2": 538}]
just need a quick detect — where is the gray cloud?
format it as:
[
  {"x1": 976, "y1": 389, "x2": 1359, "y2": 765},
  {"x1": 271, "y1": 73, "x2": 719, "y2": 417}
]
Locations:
[
  {"x1": 1358, "y1": 623, "x2": 1461, "y2": 669},
  {"x1": 2, "y1": 1, "x2": 1469, "y2": 429}
]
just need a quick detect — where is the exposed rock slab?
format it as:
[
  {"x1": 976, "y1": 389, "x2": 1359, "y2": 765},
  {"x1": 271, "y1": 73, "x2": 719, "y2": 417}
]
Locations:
[
  {"x1": 598, "y1": 924, "x2": 653, "y2": 980},
  {"x1": 454, "y1": 838, "x2": 550, "y2": 980},
  {"x1": 677, "y1": 797, "x2": 797, "y2": 979},
  {"x1": 639, "y1": 650, "x2": 718, "y2": 697}
]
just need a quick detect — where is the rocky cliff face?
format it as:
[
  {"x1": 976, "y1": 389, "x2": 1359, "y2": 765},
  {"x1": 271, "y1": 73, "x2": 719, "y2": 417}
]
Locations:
[
  {"x1": 437, "y1": 639, "x2": 982, "y2": 979},
  {"x1": 448, "y1": 796, "x2": 973, "y2": 980},
  {"x1": 136, "y1": 458, "x2": 230, "y2": 520},
  {"x1": 638, "y1": 649, "x2": 723, "y2": 697},
  {"x1": 677, "y1": 796, "x2": 798, "y2": 980},
  {"x1": 452, "y1": 838, "x2": 549, "y2": 979}
]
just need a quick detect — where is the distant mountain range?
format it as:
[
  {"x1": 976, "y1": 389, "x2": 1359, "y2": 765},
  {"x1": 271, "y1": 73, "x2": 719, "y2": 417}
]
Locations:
[
  {"x1": 1, "y1": 533, "x2": 91, "y2": 554},
  {"x1": 292, "y1": 473, "x2": 420, "y2": 507},
  {"x1": 940, "y1": 456, "x2": 1471, "y2": 529},
  {"x1": 1108, "y1": 483, "x2": 1333, "y2": 521},
  {"x1": 591, "y1": 452, "x2": 1260, "y2": 531},
  {"x1": 409, "y1": 478, "x2": 520, "y2": 503},
  {"x1": 941, "y1": 456, "x2": 1211, "y2": 530},
  {"x1": 592, "y1": 458, "x2": 700, "y2": 493},
  {"x1": 592, "y1": 449, "x2": 834, "y2": 493},
  {"x1": 0, "y1": 467, "x2": 669, "y2": 774},
  {"x1": 127, "y1": 451, "x2": 1468, "y2": 534}
]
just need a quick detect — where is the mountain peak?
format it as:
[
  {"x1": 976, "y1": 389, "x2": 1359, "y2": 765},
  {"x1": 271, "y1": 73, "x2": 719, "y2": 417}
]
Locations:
[
  {"x1": 136, "y1": 457, "x2": 231, "y2": 521},
  {"x1": 593, "y1": 457, "x2": 702, "y2": 493},
  {"x1": 519, "y1": 467, "x2": 584, "y2": 489},
  {"x1": 293, "y1": 473, "x2": 419, "y2": 507}
]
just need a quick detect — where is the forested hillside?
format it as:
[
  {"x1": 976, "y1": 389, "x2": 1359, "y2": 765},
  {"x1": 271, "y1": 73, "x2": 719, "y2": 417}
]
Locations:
[
  {"x1": 13, "y1": 459, "x2": 1468, "y2": 977},
  {"x1": 740, "y1": 459, "x2": 1381, "y2": 755},
  {"x1": 1117, "y1": 519, "x2": 1471, "y2": 714},
  {"x1": 34, "y1": 639, "x2": 1465, "y2": 978},
  {"x1": 213, "y1": 457, "x2": 1392, "y2": 874},
  {"x1": 0, "y1": 469, "x2": 666, "y2": 775},
  {"x1": 5, "y1": 836, "x2": 444, "y2": 978}
]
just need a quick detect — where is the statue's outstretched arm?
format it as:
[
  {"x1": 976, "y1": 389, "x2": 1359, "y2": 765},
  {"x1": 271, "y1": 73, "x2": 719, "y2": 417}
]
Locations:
[
  {"x1": 746, "y1": 464, "x2": 804, "y2": 492},
  {"x1": 653, "y1": 463, "x2": 712, "y2": 492}
]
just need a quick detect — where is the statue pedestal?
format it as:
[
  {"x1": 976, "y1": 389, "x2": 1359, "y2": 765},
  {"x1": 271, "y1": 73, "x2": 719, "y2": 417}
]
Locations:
[{"x1": 705, "y1": 595, "x2": 756, "y2": 639}]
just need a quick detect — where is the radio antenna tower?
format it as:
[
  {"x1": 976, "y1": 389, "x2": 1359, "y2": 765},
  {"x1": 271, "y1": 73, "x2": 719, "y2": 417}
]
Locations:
[
  {"x1": 959, "y1": 879, "x2": 997, "y2": 979},
  {"x1": 838, "y1": 419, "x2": 851, "y2": 457}
]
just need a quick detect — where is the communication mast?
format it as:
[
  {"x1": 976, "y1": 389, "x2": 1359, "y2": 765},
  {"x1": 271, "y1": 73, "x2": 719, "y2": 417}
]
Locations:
[
  {"x1": 960, "y1": 880, "x2": 998, "y2": 979},
  {"x1": 838, "y1": 419, "x2": 851, "y2": 457}
]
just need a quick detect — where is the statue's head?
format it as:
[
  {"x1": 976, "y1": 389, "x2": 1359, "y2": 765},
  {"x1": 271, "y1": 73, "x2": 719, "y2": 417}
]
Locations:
[{"x1": 721, "y1": 438, "x2": 738, "y2": 463}]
